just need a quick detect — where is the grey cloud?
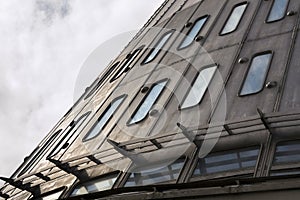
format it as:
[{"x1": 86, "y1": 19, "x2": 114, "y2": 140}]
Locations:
[
  {"x1": 0, "y1": 0, "x2": 165, "y2": 186},
  {"x1": 35, "y1": 0, "x2": 71, "y2": 25}
]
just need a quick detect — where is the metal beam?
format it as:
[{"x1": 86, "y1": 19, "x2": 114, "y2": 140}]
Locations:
[
  {"x1": 223, "y1": 124, "x2": 234, "y2": 135},
  {"x1": 87, "y1": 155, "x2": 102, "y2": 165},
  {"x1": 0, "y1": 192, "x2": 9, "y2": 199},
  {"x1": 35, "y1": 173, "x2": 50, "y2": 182},
  {"x1": 257, "y1": 108, "x2": 272, "y2": 132},
  {"x1": 177, "y1": 123, "x2": 197, "y2": 145},
  {"x1": 47, "y1": 158, "x2": 85, "y2": 180},
  {"x1": 0, "y1": 177, "x2": 36, "y2": 195},
  {"x1": 107, "y1": 139, "x2": 133, "y2": 158},
  {"x1": 150, "y1": 139, "x2": 163, "y2": 149}
]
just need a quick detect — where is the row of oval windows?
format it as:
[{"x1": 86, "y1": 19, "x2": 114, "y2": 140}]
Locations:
[
  {"x1": 83, "y1": 49, "x2": 273, "y2": 141},
  {"x1": 17, "y1": 47, "x2": 273, "y2": 178},
  {"x1": 81, "y1": 0, "x2": 288, "y2": 140},
  {"x1": 84, "y1": 0, "x2": 290, "y2": 100},
  {"x1": 141, "y1": 0, "x2": 289, "y2": 64}
]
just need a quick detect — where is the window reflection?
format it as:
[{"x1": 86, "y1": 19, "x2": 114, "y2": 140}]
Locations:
[
  {"x1": 239, "y1": 52, "x2": 272, "y2": 96},
  {"x1": 83, "y1": 95, "x2": 126, "y2": 141},
  {"x1": 267, "y1": 0, "x2": 289, "y2": 22},
  {"x1": 41, "y1": 191, "x2": 64, "y2": 200},
  {"x1": 143, "y1": 31, "x2": 174, "y2": 64},
  {"x1": 70, "y1": 174, "x2": 117, "y2": 197},
  {"x1": 128, "y1": 80, "x2": 168, "y2": 125},
  {"x1": 125, "y1": 158, "x2": 185, "y2": 187},
  {"x1": 271, "y1": 141, "x2": 300, "y2": 176},
  {"x1": 178, "y1": 16, "x2": 208, "y2": 49},
  {"x1": 273, "y1": 141, "x2": 300, "y2": 164},
  {"x1": 220, "y1": 3, "x2": 247, "y2": 35},
  {"x1": 181, "y1": 65, "x2": 217, "y2": 109},
  {"x1": 193, "y1": 147, "x2": 259, "y2": 176}
]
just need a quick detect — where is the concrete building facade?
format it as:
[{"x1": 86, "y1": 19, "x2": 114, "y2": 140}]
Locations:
[{"x1": 1, "y1": 0, "x2": 300, "y2": 199}]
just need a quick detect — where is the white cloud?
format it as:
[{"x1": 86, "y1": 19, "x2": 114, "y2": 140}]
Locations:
[{"x1": 0, "y1": 0, "x2": 164, "y2": 182}]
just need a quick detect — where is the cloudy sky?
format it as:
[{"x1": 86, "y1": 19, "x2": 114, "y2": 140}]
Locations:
[{"x1": 0, "y1": 0, "x2": 164, "y2": 180}]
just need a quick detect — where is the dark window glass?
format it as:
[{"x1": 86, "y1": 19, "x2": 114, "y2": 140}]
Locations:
[
  {"x1": 48, "y1": 112, "x2": 91, "y2": 158},
  {"x1": 220, "y1": 3, "x2": 247, "y2": 35},
  {"x1": 180, "y1": 65, "x2": 217, "y2": 109},
  {"x1": 267, "y1": 0, "x2": 289, "y2": 22},
  {"x1": 128, "y1": 80, "x2": 168, "y2": 125},
  {"x1": 124, "y1": 158, "x2": 185, "y2": 187},
  {"x1": 143, "y1": 31, "x2": 173, "y2": 64},
  {"x1": 273, "y1": 141, "x2": 300, "y2": 165},
  {"x1": 111, "y1": 47, "x2": 144, "y2": 82},
  {"x1": 193, "y1": 147, "x2": 259, "y2": 176},
  {"x1": 83, "y1": 95, "x2": 126, "y2": 141},
  {"x1": 178, "y1": 16, "x2": 208, "y2": 49},
  {"x1": 270, "y1": 141, "x2": 300, "y2": 176},
  {"x1": 239, "y1": 52, "x2": 272, "y2": 96},
  {"x1": 70, "y1": 174, "x2": 117, "y2": 197}
]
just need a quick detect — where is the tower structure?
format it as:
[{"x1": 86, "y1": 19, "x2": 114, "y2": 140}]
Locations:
[{"x1": 1, "y1": 0, "x2": 300, "y2": 199}]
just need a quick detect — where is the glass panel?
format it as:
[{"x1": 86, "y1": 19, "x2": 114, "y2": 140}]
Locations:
[
  {"x1": 71, "y1": 186, "x2": 88, "y2": 196},
  {"x1": 128, "y1": 80, "x2": 168, "y2": 125},
  {"x1": 41, "y1": 191, "x2": 64, "y2": 200},
  {"x1": 220, "y1": 3, "x2": 247, "y2": 35},
  {"x1": 239, "y1": 52, "x2": 272, "y2": 96},
  {"x1": 193, "y1": 147, "x2": 259, "y2": 176},
  {"x1": 273, "y1": 141, "x2": 300, "y2": 164},
  {"x1": 70, "y1": 175, "x2": 117, "y2": 197},
  {"x1": 125, "y1": 158, "x2": 185, "y2": 187},
  {"x1": 143, "y1": 31, "x2": 173, "y2": 64},
  {"x1": 111, "y1": 47, "x2": 143, "y2": 82},
  {"x1": 267, "y1": 0, "x2": 289, "y2": 22},
  {"x1": 179, "y1": 16, "x2": 208, "y2": 49},
  {"x1": 84, "y1": 95, "x2": 126, "y2": 141},
  {"x1": 181, "y1": 65, "x2": 217, "y2": 109}
]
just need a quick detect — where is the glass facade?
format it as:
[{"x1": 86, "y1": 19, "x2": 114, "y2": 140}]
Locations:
[
  {"x1": 193, "y1": 147, "x2": 260, "y2": 176},
  {"x1": 70, "y1": 175, "x2": 118, "y2": 197},
  {"x1": 273, "y1": 141, "x2": 300, "y2": 165},
  {"x1": 125, "y1": 158, "x2": 185, "y2": 187}
]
